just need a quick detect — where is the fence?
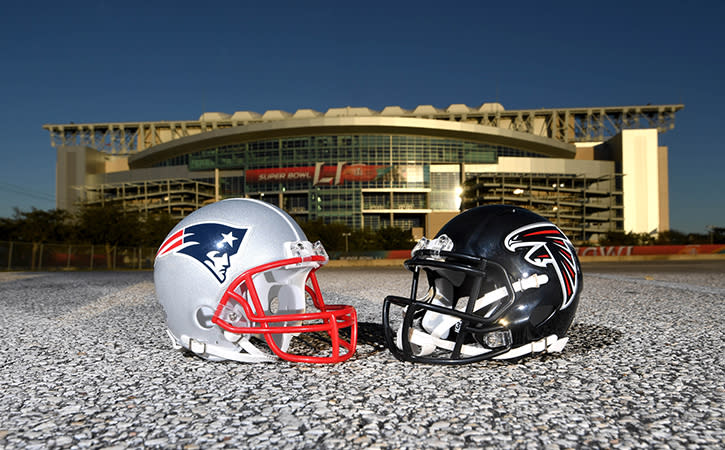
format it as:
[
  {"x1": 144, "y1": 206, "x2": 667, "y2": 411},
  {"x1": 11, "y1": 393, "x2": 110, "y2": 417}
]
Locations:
[
  {"x1": 5, "y1": 240, "x2": 724, "y2": 272},
  {"x1": 1, "y1": 241, "x2": 157, "y2": 271}
]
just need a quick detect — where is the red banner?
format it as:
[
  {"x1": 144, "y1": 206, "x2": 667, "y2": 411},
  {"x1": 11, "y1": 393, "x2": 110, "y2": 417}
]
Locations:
[
  {"x1": 577, "y1": 244, "x2": 725, "y2": 257},
  {"x1": 246, "y1": 166, "x2": 314, "y2": 183},
  {"x1": 246, "y1": 163, "x2": 392, "y2": 185}
]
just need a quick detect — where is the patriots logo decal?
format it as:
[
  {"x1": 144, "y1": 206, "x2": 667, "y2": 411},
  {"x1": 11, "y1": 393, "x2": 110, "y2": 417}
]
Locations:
[
  {"x1": 504, "y1": 222, "x2": 579, "y2": 309},
  {"x1": 156, "y1": 223, "x2": 247, "y2": 283}
]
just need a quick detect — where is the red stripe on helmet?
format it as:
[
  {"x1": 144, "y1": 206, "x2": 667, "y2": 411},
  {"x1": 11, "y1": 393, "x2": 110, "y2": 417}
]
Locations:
[
  {"x1": 524, "y1": 229, "x2": 562, "y2": 237},
  {"x1": 157, "y1": 229, "x2": 184, "y2": 257}
]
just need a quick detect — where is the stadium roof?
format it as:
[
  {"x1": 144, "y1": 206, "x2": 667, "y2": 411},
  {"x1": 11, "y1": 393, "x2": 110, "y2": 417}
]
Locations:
[
  {"x1": 128, "y1": 115, "x2": 577, "y2": 168},
  {"x1": 43, "y1": 103, "x2": 683, "y2": 156}
]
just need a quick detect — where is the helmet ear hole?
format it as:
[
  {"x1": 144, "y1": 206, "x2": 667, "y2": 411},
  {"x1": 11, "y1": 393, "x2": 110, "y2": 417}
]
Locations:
[
  {"x1": 195, "y1": 305, "x2": 216, "y2": 329},
  {"x1": 269, "y1": 296, "x2": 280, "y2": 314}
]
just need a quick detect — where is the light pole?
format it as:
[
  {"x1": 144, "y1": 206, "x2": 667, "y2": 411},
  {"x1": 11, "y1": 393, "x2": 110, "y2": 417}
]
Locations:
[{"x1": 342, "y1": 232, "x2": 351, "y2": 253}]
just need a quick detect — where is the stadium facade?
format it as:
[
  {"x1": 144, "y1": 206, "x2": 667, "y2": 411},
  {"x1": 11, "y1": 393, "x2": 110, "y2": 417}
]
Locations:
[{"x1": 44, "y1": 102, "x2": 682, "y2": 243}]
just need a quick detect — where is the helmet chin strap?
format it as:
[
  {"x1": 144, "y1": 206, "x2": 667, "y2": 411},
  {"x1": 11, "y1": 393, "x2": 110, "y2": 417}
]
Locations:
[
  {"x1": 493, "y1": 335, "x2": 568, "y2": 360},
  {"x1": 397, "y1": 273, "x2": 551, "y2": 358},
  {"x1": 398, "y1": 327, "x2": 494, "y2": 356},
  {"x1": 166, "y1": 329, "x2": 276, "y2": 363},
  {"x1": 399, "y1": 326, "x2": 568, "y2": 359}
]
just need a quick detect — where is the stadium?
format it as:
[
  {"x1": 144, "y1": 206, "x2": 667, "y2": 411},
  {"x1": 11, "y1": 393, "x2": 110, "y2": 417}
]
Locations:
[{"x1": 44, "y1": 102, "x2": 682, "y2": 244}]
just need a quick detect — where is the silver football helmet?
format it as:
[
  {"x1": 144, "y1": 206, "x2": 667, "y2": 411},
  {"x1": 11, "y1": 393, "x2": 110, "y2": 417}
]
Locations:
[{"x1": 154, "y1": 198, "x2": 357, "y2": 363}]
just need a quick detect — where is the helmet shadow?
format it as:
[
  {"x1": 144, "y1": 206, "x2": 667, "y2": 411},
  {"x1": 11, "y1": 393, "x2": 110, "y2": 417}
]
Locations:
[{"x1": 559, "y1": 322, "x2": 624, "y2": 355}]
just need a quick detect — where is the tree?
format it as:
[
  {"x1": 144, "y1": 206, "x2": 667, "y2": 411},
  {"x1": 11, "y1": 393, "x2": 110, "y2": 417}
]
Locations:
[
  {"x1": 713, "y1": 227, "x2": 725, "y2": 244},
  {"x1": 349, "y1": 229, "x2": 378, "y2": 251},
  {"x1": 0, "y1": 217, "x2": 20, "y2": 241},
  {"x1": 600, "y1": 231, "x2": 653, "y2": 246},
  {"x1": 76, "y1": 205, "x2": 142, "y2": 268},
  {"x1": 300, "y1": 220, "x2": 415, "y2": 251},
  {"x1": 376, "y1": 226, "x2": 415, "y2": 250},
  {"x1": 654, "y1": 230, "x2": 688, "y2": 245},
  {"x1": 300, "y1": 220, "x2": 352, "y2": 252},
  {"x1": 7, "y1": 208, "x2": 73, "y2": 269},
  {"x1": 10, "y1": 208, "x2": 73, "y2": 243},
  {"x1": 139, "y1": 212, "x2": 178, "y2": 248}
]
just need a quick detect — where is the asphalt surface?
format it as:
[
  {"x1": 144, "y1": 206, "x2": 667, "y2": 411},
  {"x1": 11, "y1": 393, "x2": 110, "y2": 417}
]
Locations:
[{"x1": 1, "y1": 260, "x2": 724, "y2": 449}]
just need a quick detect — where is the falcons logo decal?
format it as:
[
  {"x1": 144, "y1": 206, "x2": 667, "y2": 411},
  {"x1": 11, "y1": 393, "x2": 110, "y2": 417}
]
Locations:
[
  {"x1": 156, "y1": 223, "x2": 247, "y2": 283},
  {"x1": 504, "y1": 222, "x2": 579, "y2": 310}
]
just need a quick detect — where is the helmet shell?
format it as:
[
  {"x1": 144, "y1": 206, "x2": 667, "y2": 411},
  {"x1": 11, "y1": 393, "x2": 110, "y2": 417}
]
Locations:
[
  {"x1": 154, "y1": 198, "x2": 309, "y2": 360},
  {"x1": 435, "y1": 205, "x2": 582, "y2": 346}
]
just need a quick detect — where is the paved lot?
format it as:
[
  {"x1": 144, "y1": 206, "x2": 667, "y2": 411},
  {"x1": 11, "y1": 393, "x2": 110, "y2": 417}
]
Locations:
[{"x1": 1, "y1": 260, "x2": 724, "y2": 449}]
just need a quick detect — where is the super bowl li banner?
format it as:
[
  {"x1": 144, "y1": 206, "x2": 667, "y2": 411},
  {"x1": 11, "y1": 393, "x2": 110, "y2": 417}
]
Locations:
[{"x1": 245, "y1": 162, "x2": 393, "y2": 185}]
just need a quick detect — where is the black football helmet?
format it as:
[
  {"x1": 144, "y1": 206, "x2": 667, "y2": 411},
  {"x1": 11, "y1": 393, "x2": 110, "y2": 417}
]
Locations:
[{"x1": 382, "y1": 205, "x2": 582, "y2": 364}]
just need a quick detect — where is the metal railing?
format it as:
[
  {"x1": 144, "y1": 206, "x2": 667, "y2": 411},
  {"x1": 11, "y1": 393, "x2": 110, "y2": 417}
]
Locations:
[{"x1": 1, "y1": 241, "x2": 157, "y2": 271}]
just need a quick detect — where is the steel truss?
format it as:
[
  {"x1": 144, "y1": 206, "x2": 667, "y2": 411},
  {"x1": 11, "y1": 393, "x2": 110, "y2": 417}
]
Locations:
[{"x1": 43, "y1": 104, "x2": 683, "y2": 155}]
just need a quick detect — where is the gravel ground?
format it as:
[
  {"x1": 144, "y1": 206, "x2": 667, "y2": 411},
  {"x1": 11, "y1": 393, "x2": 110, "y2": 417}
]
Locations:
[{"x1": 0, "y1": 262, "x2": 723, "y2": 449}]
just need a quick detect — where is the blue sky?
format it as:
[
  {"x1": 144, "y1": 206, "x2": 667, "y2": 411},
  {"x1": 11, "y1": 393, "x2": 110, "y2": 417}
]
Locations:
[{"x1": 0, "y1": 0, "x2": 723, "y2": 233}]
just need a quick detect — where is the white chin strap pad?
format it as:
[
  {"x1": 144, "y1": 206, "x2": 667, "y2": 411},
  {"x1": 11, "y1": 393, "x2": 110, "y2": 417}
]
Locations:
[
  {"x1": 494, "y1": 335, "x2": 569, "y2": 360},
  {"x1": 170, "y1": 330, "x2": 276, "y2": 363},
  {"x1": 398, "y1": 326, "x2": 493, "y2": 356},
  {"x1": 397, "y1": 326, "x2": 568, "y2": 360}
]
